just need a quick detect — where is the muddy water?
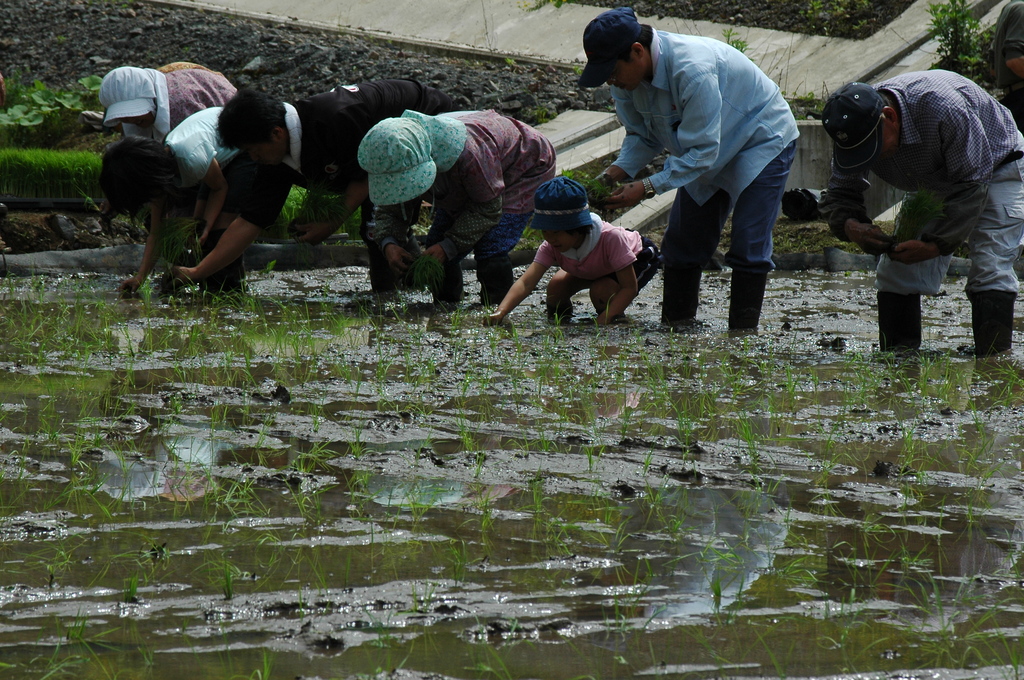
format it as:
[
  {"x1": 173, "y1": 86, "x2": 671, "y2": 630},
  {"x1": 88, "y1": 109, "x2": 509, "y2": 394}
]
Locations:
[{"x1": 2, "y1": 268, "x2": 1024, "y2": 680}]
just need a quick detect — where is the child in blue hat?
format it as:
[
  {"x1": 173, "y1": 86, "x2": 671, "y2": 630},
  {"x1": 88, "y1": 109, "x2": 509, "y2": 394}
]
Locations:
[{"x1": 485, "y1": 176, "x2": 660, "y2": 325}]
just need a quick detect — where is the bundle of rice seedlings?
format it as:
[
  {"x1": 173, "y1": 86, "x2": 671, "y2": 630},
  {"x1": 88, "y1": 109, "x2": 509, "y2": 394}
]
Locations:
[
  {"x1": 0, "y1": 148, "x2": 102, "y2": 198},
  {"x1": 892, "y1": 189, "x2": 944, "y2": 244},
  {"x1": 157, "y1": 217, "x2": 201, "y2": 266},
  {"x1": 270, "y1": 183, "x2": 362, "y2": 240},
  {"x1": 559, "y1": 169, "x2": 610, "y2": 207},
  {"x1": 294, "y1": 183, "x2": 349, "y2": 226},
  {"x1": 405, "y1": 255, "x2": 446, "y2": 292}
]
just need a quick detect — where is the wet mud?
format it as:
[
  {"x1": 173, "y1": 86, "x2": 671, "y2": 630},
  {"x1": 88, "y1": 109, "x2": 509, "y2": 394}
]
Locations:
[{"x1": 2, "y1": 267, "x2": 1024, "y2": 680}]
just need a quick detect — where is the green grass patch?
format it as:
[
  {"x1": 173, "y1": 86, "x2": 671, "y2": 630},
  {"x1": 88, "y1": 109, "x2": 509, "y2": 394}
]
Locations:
[{"x1": 0, "y1": 148, "x2": 102, "y2": 198}]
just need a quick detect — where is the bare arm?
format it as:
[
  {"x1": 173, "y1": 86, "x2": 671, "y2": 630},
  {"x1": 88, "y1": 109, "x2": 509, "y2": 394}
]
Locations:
[
  {"x1": 194, "y1": 159, "x2": 229, "y2": 244},
  {"x1": 119, "y1": 195, "x2": 165, "y2": 293},
  {"x1": 173, "y1": 215, "x2": 261, "y2": 283},
  {"x1": 485, "y1": 261, "x2": 549, "y2": 325}
]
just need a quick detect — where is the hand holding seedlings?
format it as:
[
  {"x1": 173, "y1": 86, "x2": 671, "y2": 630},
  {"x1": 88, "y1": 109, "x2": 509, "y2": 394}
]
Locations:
[
  {"x1": 889, "y1": 239, "x2": 940, "y2": 264},
  {"x1": 843, "y1": 218, "x2": 893, "y2": 255},
  {"x1": 292, "y1": 220, "x2": 338, "y2": 245},
  {"x1": 604, "y1": 181, "x2": 645, "y2": 210},
  {"x1": 384, "y1": 243, "x2": 416, "y2": 275}
]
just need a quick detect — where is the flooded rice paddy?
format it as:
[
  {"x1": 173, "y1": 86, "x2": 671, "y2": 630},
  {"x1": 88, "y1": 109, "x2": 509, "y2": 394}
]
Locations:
[{"x1": 3, "y1": 267, "x2": 1024, "y2": 680}]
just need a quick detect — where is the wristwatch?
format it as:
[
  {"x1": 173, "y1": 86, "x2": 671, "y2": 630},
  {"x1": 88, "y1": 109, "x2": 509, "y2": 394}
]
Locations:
[{"x1": 641, "y1": 177, "x2": 656, "y2": 199}]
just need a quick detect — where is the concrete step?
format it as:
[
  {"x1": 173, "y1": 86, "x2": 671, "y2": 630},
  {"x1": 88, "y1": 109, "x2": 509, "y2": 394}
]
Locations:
[
  {"x1": 534, "y1": 110, "x2": 620, "y2": 152},
  {"x1": 554, "y1": 128, "x2": 626, "y2": 175}
]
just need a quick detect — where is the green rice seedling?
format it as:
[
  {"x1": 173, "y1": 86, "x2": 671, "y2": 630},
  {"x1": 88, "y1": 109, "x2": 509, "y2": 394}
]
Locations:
[
  {"x1": 0, "y1": 148, "x2": 102, "y2": 198},
  {"x1": 891, "y1": 189, "x2": 944, "y2": 244},
  {"x1": 156, "y1": 216, "x2": 201, "y2": 266},
  {"x1": 403, "y1": 255, "x2": 445, "y2": 293},
  {"x1": 272, "y1": 182, "x2": 360, "y2": 239}
]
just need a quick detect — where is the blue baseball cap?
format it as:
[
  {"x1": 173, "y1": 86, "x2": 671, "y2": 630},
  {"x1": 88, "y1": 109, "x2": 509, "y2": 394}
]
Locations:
[{"x1": 578, "y1": 7, "x2": 642, "y2": 88}]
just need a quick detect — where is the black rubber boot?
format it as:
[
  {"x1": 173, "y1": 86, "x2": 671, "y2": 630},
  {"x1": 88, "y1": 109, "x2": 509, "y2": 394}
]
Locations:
[
  {"x1": 969, "y1": 290, "x2": 1016, "y2": 356},
  {"x1": 433, "y1": 260, "x2": 464, "y2": 305},
  {"x1": 877, "y1": 291, "x2": 922, "y2": 352},
  {"x1": 475, "y1": 255, "x2": 514, "y2": 306},
  {"x1": 728, "y1": 271, "x2": 768, "y2": 330},
  {"x1": 199, "y1": 228, "x2": 245, "y2": 293},
  {"x1": 661, "y1": 267, "x2": 702, "y2": 325},
  {"x1": 366, "y1": 242, "x2": 397, "y2": 292},
  {"x1": 546, "y1": 300, "x2": 574, "y2": 322},
  {"x1": 360, "y1": 215, "x2": 397, "y2": 293}
]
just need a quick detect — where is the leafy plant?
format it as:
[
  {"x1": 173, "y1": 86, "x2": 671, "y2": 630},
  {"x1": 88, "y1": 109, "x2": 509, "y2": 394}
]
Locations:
[
  {"x1": 722, "y1": 28, "x2": 749, "y2": 53},
  {"x1": 0, "y1": 73, "x2": 102, "y2": 148},
  {"x1": 891, "y1": 189, "x2": 944, "y2": 243},
  {"x1": 929, "y1": 0, "x2": 987, "y2": 81}
]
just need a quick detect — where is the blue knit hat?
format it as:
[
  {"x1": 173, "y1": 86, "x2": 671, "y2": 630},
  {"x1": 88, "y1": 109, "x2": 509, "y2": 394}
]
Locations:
[{"x1": 532, "y1": 177, "x2": 592, "y2": 231}]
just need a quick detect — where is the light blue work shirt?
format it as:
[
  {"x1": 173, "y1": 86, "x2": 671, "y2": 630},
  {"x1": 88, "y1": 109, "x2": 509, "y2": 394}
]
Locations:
[
  {"x1": 164, "y1": 106, "x2": 239, "y2": 188},
  {"x1": 612, "y1": 31, "x2": 798, "y2": 206}
]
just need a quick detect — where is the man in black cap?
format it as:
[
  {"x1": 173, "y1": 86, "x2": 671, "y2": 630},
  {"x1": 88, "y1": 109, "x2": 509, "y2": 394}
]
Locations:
[
  {"x1": 576, "y1": 7, "x2": 798, "y2": 330},
  {"x1": 819, "y1": 71, "x2": 1024, "y2": 356}
]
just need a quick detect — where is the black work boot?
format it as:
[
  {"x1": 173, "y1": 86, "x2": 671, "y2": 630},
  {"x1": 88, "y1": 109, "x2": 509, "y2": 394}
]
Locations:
[
  {"x1": 728, "y1": 271, "x2": 768, "y2": 330},
  {"x1": 433, "y1": 260, "x2": 464, "y2": 305},
  {"x1": 877, "y1": 291, "x2": 922, "y2": 352},
  {"x1": 661, "y1": 267, "x2": 702, "y2": 326},
  {"x1": 969, "y1": 290, "x2": 1016, "y2": 356},
  {"x1": 475, "y1": 255, "x2": 514, "y2": 306}
]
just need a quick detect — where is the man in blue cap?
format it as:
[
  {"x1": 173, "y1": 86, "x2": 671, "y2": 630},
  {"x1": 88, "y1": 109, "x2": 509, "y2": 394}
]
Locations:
[
  {"x1": 819, "y1": 71, "x2": 1024, "y2": 356},
  {"x1": 576, "y1": 7, "x2": 798, "y2": 330}
]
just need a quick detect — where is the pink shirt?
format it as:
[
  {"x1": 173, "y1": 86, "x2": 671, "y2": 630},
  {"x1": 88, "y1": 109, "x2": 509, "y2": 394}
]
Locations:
[{"x1": 535, "y1": 222, "x2": 643, "y2": 280}]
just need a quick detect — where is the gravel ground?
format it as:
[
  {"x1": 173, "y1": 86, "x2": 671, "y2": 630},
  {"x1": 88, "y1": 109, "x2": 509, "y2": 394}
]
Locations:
[
  {"x1": 0, "y1": 0, "x2": 614, "y2": 126},
  {"x1": 578, "y1": 0, "x2": 917, "y2": 39}
]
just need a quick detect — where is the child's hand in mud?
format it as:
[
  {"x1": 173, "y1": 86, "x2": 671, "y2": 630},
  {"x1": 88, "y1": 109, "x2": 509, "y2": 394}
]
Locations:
[
  {"x1": 118, "y1": 274, "x2": 145, "y2": 295},
  {"x1": 483, "y1": 311, "x2": 507, "y2": 326}
]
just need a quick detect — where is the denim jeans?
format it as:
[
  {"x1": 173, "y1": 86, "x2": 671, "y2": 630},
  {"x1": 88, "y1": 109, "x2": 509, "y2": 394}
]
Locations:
[{"x1": 660, "y1": 140, "x2": 796, "y2": 273}]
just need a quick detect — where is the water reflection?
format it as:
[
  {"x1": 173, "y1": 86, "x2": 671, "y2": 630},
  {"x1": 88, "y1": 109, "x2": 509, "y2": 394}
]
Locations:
[
  {"x1": 623, "y1": 486, "x2": 789, "y2": 618},
  {"x1": 364, "y1": 474, "x2": 515, "y2": 509},
  {"x1": 97, "y1": 432, "x2": 232, "y2": 501}
]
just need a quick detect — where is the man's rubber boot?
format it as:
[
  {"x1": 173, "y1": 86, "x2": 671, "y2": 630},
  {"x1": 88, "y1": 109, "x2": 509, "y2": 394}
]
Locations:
[
  {"x1": 433, "y1": 260, "x2": 464, "y2": 305},
  {"x1": 728, "y1": 271, "x2": 768, "y2": 330},
  {"x1": 877, "y1": 291, "x2": 922, "y2": 352},
  {"x1": 661, "y1": 267, "x2": 702, "y2": 326},
  {"x1": 969, "y1": 290, "x2": 1016, "y2": 356},
  {"x1": 475, "y1": 254, "x2": 514, "y2": 306}
]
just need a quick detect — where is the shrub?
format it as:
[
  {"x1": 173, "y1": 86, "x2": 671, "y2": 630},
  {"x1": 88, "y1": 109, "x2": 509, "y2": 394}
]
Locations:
[{"x1": 929, "y1": 0, "x2": 988, "y2": 82}]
